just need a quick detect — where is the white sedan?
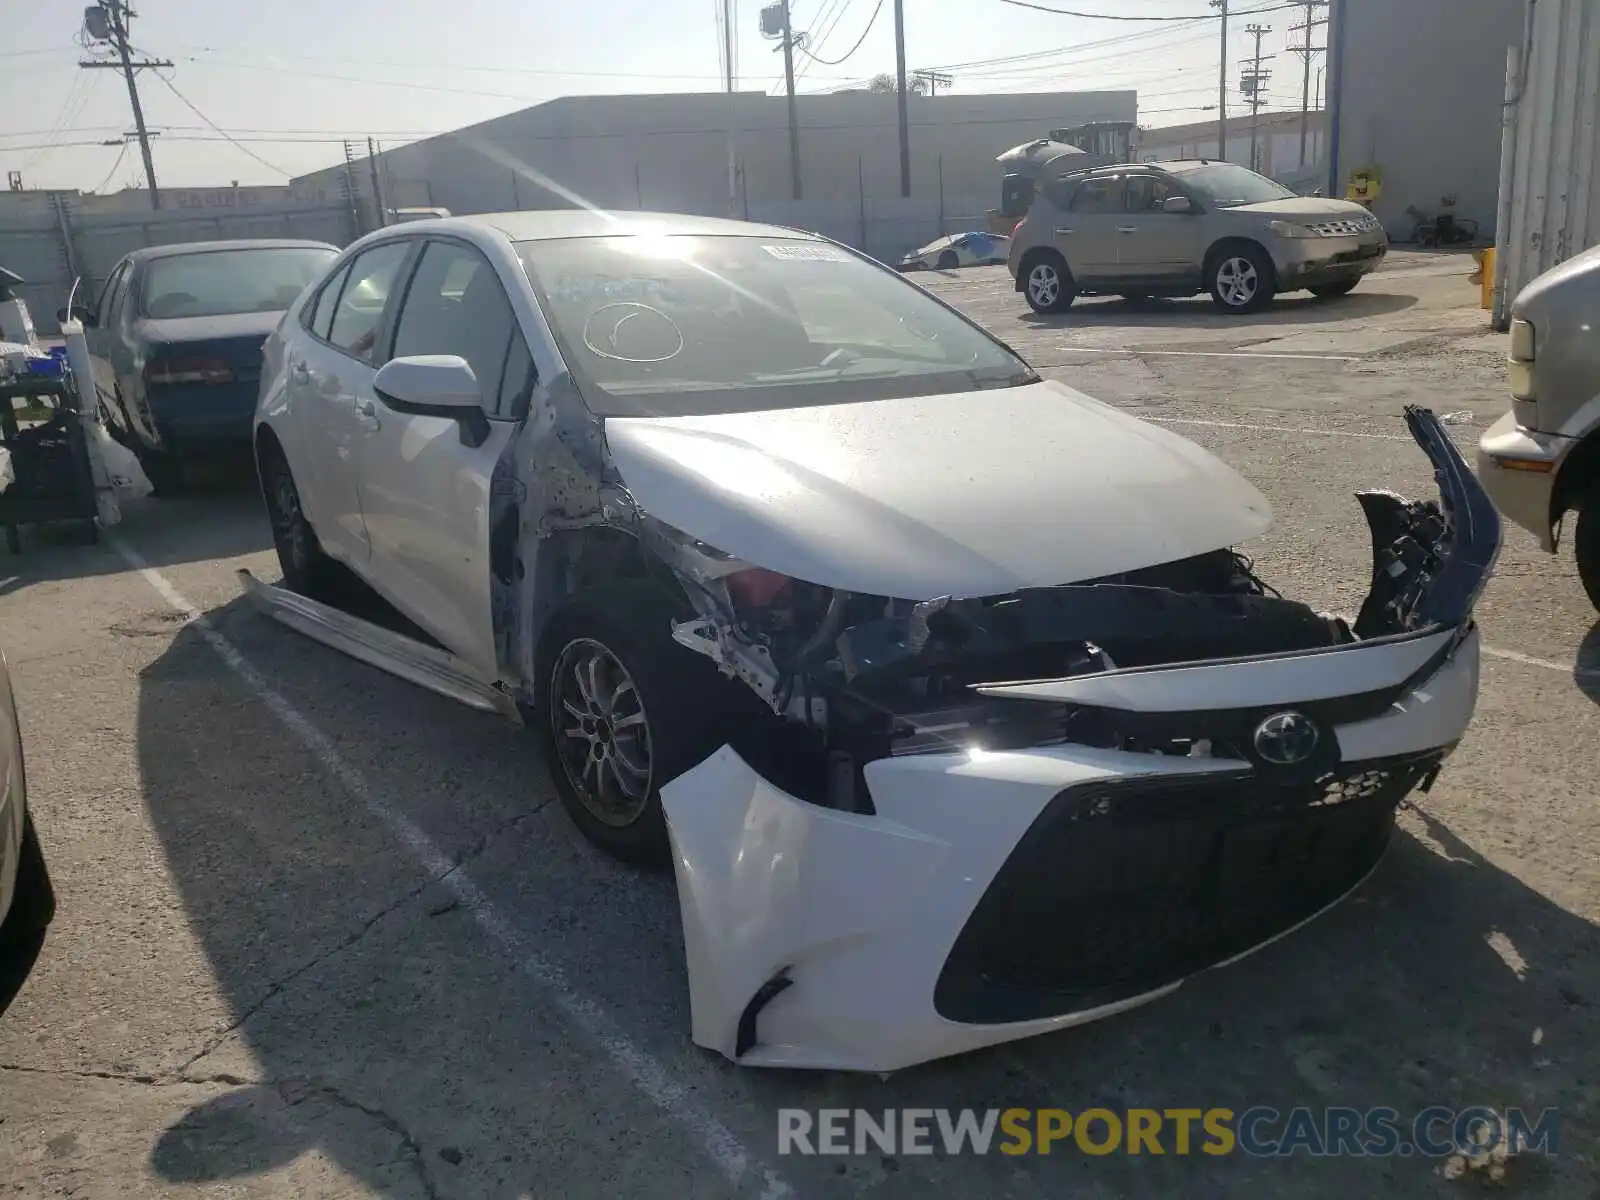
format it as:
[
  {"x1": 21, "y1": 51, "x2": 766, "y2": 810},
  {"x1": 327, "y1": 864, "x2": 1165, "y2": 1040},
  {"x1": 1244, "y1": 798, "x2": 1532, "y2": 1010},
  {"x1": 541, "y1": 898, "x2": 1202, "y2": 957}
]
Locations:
[
  {"x1": 1, "y1": 647, "x2": 53, "y2": 955},
  {"x1": 899, "y1": 231, "x2": 1011, "y2": 272},
  {"x1": 250, "y1": 210, "x2": 1499, "y2": 1073}
]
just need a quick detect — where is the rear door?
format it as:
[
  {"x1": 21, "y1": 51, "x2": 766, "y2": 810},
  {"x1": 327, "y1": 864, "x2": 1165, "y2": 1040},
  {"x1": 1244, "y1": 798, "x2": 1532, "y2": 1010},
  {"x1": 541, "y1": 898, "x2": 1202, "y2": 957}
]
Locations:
[
  {"x1": 1054, "y1": 175, "x2": 1123, "y2": 283},
  {"x1": 293, "y1": 240, "x2": 416, "y2": 566},
  {"x1": 1119, "y1": 174, "x2": 1204, "y2": 284},
  {"x1": 353, "y1": 237, "x2": 530, "y2": 676}
]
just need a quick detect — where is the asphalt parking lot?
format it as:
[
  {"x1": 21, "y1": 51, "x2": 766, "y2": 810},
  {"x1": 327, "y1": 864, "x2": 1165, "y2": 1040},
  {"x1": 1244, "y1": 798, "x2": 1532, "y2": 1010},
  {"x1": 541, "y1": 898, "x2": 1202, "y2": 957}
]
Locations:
[{"x1": 2, "y1": 248, "x2": 1597, "y2": 1199}]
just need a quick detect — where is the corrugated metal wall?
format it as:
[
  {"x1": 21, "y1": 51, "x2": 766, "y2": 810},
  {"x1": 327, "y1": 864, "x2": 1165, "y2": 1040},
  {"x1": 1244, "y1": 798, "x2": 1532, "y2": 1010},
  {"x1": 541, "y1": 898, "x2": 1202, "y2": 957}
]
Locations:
[
  {"x1": 0, "y1": 197, "x2": 357, "y2": 335},
  {"x1": 1497, "y1": 0, "x2": 1600, "y2": 326}
]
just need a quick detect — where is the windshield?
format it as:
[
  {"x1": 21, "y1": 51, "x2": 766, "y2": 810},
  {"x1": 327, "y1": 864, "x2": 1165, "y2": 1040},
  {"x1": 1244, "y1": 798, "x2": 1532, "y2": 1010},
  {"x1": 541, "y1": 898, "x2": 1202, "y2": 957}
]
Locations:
[
  {"x1": 515, "y1": 234, "x2": 1036, "y2": 418},
  {"x1": 140, "y1": 247, "x2": 337, "y2": 319},
  {"x1": 1170, "y1": 162, "x2": 1296, "y2": 208}
]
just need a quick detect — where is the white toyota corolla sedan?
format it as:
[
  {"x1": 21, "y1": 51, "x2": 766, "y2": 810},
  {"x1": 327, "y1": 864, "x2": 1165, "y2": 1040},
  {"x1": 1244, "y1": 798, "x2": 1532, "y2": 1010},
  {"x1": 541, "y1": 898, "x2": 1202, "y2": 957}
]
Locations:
[{"x1": 251, "y1": 211, "x2": 1499, "y2": 1073}]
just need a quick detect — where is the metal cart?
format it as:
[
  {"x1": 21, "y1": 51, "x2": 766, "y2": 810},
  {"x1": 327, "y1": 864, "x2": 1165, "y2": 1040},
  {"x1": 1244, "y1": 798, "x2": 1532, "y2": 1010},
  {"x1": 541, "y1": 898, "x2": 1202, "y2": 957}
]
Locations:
[{"x1": 0, "y1": 362, "x2": 99, "y2": 554}]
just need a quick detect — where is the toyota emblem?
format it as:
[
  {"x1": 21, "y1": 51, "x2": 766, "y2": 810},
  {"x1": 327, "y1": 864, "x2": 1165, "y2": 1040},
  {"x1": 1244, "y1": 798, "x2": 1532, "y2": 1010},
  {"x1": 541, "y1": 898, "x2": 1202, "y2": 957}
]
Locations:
[{"x1": 1253, "y1": 711, "x2": 1320, "y2": 766}]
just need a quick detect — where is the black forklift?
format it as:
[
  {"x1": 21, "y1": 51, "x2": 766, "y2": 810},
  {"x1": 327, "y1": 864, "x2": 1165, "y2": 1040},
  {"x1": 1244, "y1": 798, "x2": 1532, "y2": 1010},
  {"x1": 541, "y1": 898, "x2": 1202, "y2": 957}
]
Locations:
[{"x1": 987, "y1": 120, "x2": 1141, "y2": 235}]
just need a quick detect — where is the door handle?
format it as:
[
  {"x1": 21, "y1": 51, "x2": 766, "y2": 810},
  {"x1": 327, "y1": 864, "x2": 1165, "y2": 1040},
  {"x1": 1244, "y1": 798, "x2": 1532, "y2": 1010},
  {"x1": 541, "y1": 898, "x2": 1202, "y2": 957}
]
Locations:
[
  {"x1": 1053, "y1": 227, "x2": 1075, "y2": 236},
  {"x1": 1116, "y1": 226, "x2": 1138, "y2": 234},
  {"x1": 354, "y1": 397, "x2": 381, "y2": 428},
  {"x1": 290, "y1": 361, "x2": 310, "y2": 383}
]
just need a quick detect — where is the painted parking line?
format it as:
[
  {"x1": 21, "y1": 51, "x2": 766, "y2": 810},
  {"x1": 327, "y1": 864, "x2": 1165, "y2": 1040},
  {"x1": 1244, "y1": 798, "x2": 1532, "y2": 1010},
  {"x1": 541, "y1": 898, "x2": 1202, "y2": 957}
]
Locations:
[
  {"x1": 1482, "y1": 644, "x2": 1600, "y2": 680},
  {"x1": 108, "y1": 534, "x2": 793, "y2": 1200}
]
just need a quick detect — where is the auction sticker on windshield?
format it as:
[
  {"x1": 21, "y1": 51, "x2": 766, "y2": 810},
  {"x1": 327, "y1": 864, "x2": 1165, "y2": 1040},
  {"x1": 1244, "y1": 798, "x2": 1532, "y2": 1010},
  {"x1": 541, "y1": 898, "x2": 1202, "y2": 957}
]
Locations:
[{"x1": 762, "y1": 244, "x2": 853, "y2": 262}]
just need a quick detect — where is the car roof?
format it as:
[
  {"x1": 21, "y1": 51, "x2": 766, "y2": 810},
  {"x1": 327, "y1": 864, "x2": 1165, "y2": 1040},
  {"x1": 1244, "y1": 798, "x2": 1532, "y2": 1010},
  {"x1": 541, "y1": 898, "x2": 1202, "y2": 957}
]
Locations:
[
  {"x1": 128, "y1": 238, "x2": 339, "y2": 262},
  {"x1": 1069, "y1": 159, "x2": 1214, "y2": 179},
  {"x1": 415, "y1": 210, "x2": 824, "y2": 243}
]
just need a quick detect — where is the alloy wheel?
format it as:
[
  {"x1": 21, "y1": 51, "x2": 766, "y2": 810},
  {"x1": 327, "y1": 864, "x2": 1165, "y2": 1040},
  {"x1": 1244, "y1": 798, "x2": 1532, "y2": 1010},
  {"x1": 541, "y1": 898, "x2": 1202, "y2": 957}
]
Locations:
[
  {"x1": 550, "y1": 638, "x2": 653, "y2": 828},
  {"x1": 268, "y1": 462, "x2": 309, "y2": 576},
  {"x1": 1216, "y1": 256, "x2": 1259, "y2": 308},
  {"x1": 1028, "y1": 263, "x2": 1061, "y2": 308}
]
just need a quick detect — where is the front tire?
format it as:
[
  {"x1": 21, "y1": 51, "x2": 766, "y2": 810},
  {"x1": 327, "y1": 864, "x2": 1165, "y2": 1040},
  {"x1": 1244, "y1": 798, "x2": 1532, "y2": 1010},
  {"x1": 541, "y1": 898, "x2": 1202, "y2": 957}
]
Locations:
[
  {"x1": 259, "y1": 444, "x2": 340, "y2": 600},
  {"x1": 1021, "y1": 253, "x2": 1076, "y2": 314},
  {"x1": 1208, "y1": 245, "x2": 1276, "y2": 314},
  {"x1": 1576, "y1": 492, "x2": 1600, "y2": 613},
  {"x1": 1, "y1": 814, "x2": 55, "y2": 947},
  {"x1": 536, "y1": 583, "x2": 747, "y2": 867},
  {"x1": 1309, "y1": 278, "x2": 1361, "y2": 299}
]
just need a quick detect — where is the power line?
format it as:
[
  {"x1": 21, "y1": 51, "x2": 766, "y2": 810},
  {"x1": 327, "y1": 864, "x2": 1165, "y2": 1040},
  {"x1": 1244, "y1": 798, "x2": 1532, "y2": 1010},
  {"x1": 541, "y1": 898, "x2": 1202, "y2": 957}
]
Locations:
[
  {"x1": 150, "y1": 72, "x2": 293, "y2": 176},
  {"x1": 90, "y1": 141, "x2": 129, "y2": 192},
  {"x1": 798, "y1": 0, "x2": 887, "y2": 64}
]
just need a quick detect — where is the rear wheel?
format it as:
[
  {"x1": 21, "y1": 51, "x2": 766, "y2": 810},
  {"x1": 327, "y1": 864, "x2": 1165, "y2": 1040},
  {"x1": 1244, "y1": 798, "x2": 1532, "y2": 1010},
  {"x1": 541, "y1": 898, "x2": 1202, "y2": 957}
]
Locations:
[
  {"x1": 537, "y1": 583, "x2": 749, "y2": 866},
  {"x1": 1309, "y1": 278, "x2": 1361, "y2": 299},
  {"x1": 1576, "y1": 492, "x2": 1600, "y2": 613},
  {"x1": 1, "y1": 814, "x2": 55, "y2": 947},
  {"x1": 259, "y1": 443, "x2": 340, "y2": 600},
  {"x1": 1208, "y1": 245, "x2": 1276, "y2": 314},
  {"x1": 1022, "y1": 253, "x2": 1076, "y2": 314},
  {"x1": 936, "y1": 249, "x2": 960, "y2": 271}
]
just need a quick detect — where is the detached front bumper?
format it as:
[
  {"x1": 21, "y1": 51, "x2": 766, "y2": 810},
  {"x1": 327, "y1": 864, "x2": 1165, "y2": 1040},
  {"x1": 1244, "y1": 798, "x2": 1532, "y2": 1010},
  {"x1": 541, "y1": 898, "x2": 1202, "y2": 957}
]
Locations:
[{"x1": 661, "y1": 408, "x2": 1499, "y2": 1073}]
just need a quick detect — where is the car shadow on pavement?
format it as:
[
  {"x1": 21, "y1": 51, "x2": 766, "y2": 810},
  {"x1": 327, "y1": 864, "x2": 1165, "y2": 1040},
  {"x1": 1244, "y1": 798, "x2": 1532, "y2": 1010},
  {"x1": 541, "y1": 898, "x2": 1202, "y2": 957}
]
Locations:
[
  {"x1": 1577, "y1": 621, "x2": 1600, "y2": 706},
  {"x1": 131, "y1": 600, "x2": 1600, "y2": 1198},
  {"x1": 0, "y1": 929, "x2": 47, "y2": 1018},
  {"x1": 0, "y1": 470, "x2": 270, "y2": 597},
  {"x1": 1021, "y1": 289, "x2": 1419, "y2": 331}
]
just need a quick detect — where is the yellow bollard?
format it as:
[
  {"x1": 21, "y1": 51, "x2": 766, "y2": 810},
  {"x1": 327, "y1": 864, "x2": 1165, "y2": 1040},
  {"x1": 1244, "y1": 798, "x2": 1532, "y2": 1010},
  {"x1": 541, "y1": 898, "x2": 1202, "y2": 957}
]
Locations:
[{"x1": 1473, "y1": 247, "x2": 1496, "y2": 309}]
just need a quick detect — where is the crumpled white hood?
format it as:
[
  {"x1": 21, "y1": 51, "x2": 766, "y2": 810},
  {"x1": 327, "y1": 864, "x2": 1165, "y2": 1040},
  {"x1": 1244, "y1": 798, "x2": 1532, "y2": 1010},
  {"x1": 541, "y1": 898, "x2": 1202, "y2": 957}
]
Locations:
[{"x1": 604, "y1": 380, "x2": 1273, "y2": 598}]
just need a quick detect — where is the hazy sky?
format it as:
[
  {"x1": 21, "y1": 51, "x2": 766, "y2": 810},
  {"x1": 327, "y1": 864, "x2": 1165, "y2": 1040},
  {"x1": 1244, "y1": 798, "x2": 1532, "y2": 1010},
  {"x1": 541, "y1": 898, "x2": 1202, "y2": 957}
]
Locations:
[{"x1": 0, "y1": 0, "x2": 1319, "y2": 191}]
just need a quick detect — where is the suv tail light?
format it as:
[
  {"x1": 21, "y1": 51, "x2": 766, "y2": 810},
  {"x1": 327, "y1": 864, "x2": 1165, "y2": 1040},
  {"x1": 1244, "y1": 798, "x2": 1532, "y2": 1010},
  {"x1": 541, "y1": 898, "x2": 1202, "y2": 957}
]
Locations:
[{"x1": 145, "y1": 356, "x2": 234, "y2": 386}]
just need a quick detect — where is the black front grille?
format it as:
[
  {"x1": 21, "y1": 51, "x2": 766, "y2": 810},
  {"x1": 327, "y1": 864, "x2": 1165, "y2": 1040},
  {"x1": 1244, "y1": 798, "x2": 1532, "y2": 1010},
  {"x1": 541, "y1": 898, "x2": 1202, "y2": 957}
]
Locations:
[{"x1": 934, "y1": 753, "x2": 1442, "y2": 1025}]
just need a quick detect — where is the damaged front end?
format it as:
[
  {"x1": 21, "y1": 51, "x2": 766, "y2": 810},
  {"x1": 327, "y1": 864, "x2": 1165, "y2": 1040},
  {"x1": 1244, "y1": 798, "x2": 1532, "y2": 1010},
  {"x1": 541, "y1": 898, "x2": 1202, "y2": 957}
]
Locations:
[{"x1": 657, "y1": 407, "x2": 1500, "y2": 1072}]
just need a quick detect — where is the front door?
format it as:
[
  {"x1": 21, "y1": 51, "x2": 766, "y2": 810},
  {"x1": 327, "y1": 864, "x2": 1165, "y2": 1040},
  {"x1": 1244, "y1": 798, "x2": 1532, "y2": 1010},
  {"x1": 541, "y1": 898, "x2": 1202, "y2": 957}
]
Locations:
[
  {"x1": 1117, "y1": 175, "x2": 1204, "y2": 285},
  {"x1": 297, "y1": 240, "x2": 415, "y2": 565},
  {"x1": 353, "y1": 238, "x2": 531, "y2": 678}
]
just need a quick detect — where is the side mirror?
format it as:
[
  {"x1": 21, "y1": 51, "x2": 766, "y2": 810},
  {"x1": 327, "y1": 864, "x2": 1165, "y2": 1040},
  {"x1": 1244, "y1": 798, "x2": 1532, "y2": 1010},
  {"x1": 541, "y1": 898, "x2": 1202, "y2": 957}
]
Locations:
[
  {"x1": 372, "y1": 355, "x2": 490, "y2": 447},
  {"x1": 1162, "y1": 196, "x2": 1194, "y2": 214}
]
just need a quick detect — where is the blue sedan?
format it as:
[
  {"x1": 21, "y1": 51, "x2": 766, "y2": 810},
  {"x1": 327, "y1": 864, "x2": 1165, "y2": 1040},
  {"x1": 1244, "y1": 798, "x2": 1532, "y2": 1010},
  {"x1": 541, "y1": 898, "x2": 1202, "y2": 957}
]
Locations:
[{"x1": 70, "y1": 239, "x2": 338, "y2": 494}]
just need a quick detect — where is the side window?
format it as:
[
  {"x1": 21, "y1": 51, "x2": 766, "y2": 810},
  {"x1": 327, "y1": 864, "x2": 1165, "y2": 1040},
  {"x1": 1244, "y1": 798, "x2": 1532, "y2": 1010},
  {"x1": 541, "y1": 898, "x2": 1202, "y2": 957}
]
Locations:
[
  {"x1": 98, "y1": 261, "x2": 130, "y2": 325},
  {"x1": 389, "y1": 240, "x2": 533, "y2": 417},
  {"x1": 1126, "y1": 176, "x2": 1177, "y2": 213},
  {"x1": 1069, "y1": 177, "x2": 1124, "y2": 215},
  {"x1": 327, "y1": 241, "x2": 411, "y2": 364},
  {"x1": 305, "y1": 261, "x2": 352, "y2": 341}
]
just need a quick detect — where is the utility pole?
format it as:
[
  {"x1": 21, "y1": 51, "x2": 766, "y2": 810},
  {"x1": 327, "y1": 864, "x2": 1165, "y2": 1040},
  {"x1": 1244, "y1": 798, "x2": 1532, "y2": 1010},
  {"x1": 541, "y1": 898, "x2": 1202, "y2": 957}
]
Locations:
[
  {"x1": 761, "y1": 1, "x2": 805, "y2": 199},
  {"x1": 366, "y1": 138, "x2": 388, "y2": 226},
  {"x1": 1240, "y1": 24, "x2": 1274, "y2": 173},
  {"x1": 723, "y1": 0, "x2": 737, "y2": 216},
  {"x1": 80, "y1": 1, "x2": 171, "y2": 210},
  {"x1": 781, "y1": 1, "x2": 802, "y2": 200},
  {"x1": 1288, "y1": 0, "x2": 1329, "y2": 167},
  {"x1": 1210, "y1": 0, "x2": 1229, "y2": 161},
  {"x1": 894, "y1": 0, "x2": 911, "y2": 196},
  {"x1": 912, "y1": 69, "x2": 953, "y2": 97}
]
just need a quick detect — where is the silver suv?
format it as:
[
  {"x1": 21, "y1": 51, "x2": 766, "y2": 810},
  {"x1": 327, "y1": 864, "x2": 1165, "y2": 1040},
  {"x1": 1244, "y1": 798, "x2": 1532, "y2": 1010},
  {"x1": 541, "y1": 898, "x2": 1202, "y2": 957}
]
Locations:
[
  {"x1": 1006, "y1": 160, "x2": 1388, "y2": 315},
  {"x1": 1477, "y1": 243, "x2": 1600, "y2": 611}
]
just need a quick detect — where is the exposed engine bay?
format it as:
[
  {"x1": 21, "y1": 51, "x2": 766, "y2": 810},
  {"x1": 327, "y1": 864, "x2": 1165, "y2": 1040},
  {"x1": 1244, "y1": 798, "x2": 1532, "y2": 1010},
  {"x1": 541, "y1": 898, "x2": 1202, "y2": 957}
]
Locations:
[{"x1": 646, "y1": 461, "x2": 1467, "y2": 812}]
